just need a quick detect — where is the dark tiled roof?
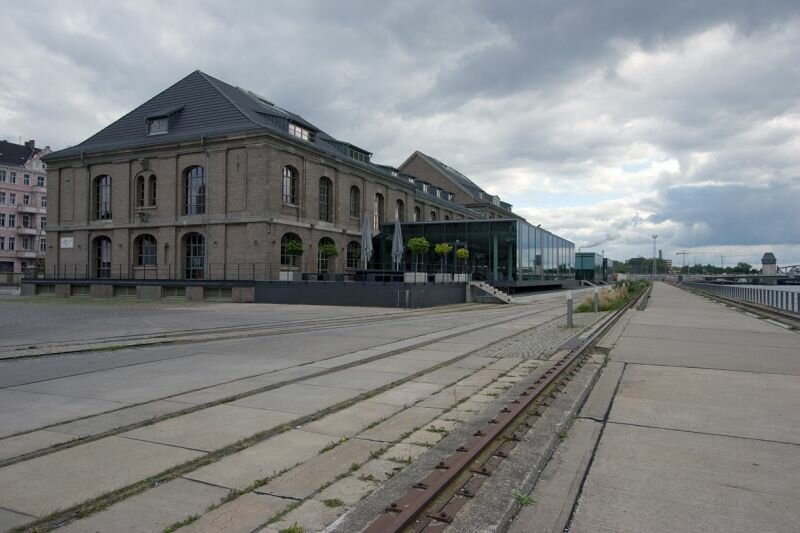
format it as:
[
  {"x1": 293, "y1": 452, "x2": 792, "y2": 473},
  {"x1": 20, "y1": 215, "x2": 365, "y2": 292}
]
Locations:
[
  {"x1": 45, "y1": 70, "x2": 370, "y2": 163},
  {"x1": 0, "y1": 140, "x2": 35, "y2": 167},
  {"x1": 414, "y1": 151, "x2": 487, "y2": 199}
]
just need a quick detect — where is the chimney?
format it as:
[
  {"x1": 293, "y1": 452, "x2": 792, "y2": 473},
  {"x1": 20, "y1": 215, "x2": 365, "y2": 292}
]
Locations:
[{"x1": 25, "y1": 139, "x2": 35, "y2": 150}]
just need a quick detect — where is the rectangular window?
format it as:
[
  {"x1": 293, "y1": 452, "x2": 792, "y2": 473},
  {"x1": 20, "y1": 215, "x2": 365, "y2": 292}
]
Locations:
[
  {"x1": 22, "y1": 237, "x2": 30, "y2": 250},
  {"x1": 0, "y1": 170, "x2": 5, "y2": 182},
  {"x1": 288, "y1": 123, "x2": 314, "y2": 142},
  {"x1": 0, "y1": 237, "x2": 4, "y2": 250},
  {"x1": 23, "y1": 174, "x2": 30, "y2": 185},
  {"x1": 0, "y1": 213, "x2": 4, "y2": 227},
  {"x1": 147, "y1": 117, "x2": 168, "y2": 135},
  {"x1": 8, "y1": 237, "x2": 14, "y2": 251},
  {"x1": 41, "y1": 196, "x2": 47, "y2": 208},
  {"x1": 348, "y1": 149, "x2": 369, "y2": 163},
  {"x1": 9, "y1": 172, "x2": 16, "y2": 184},
  {"x1": 23, "y1": 194, "x2": 30, "y2": 206},
  {"x1": 9, "y1": 193, "x2": 16, "y2": 205},
  {"x1": 22, "y1": 214, "x2": 30, "y2": 228},
  {"x1": 9, "y1": 214, "x2": 15, "y2": 227},
  {"x1": 41, "y1": 216, "x2": 46, "y2": 229},
  {"x1": 37, "y1": 175, "x2": 45, "y2": 187},
  {"x1": 0, "y1": 191, "x2": 5, "y2": 204},
  {"x1": 39, "y1": 237, "x2": 46, "y2": 252}
]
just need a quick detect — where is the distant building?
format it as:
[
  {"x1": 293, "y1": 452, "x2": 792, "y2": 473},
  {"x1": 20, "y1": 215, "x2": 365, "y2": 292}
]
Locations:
[
  {"x1": 0, "y1": 140, "x2": 49, "y2": 273},
  {"x1": 761, "y1": 252, "x2": 777, "y2": 276},
  {"x1": 665, "y1": 259, "x2": 673, "y2": 271}
]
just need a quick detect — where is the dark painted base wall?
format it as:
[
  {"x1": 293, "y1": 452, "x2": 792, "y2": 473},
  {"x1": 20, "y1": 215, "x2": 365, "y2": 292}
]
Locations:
[{"x1": 254, "y1": 281, "x2": 466, "y2": 308}]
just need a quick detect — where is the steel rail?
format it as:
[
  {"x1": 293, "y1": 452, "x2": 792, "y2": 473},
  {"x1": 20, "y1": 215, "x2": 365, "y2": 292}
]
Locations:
[{"x1": 363, "y1": 286, "x2": 649, "y2": 533}]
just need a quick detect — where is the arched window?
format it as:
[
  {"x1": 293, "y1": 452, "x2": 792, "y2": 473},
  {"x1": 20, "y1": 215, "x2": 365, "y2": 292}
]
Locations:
[
  {"x1": 183, "y1": 166, "x2": 206, "y2": 215},
  {"x1": 430, "y1": 210, "x2": 437, "y2": 221},
  {"x1": 373, "y1": 193, "x2": 385, "y2": 231},
  {"x1": 414, "y1": 206, "x2": 421, "y2": 222},
  {"x1": 346, "y1": 241, "x2": 361, "y2": 269},
  {"x1": 148, "y1": 174, "x2": 157, "y2": 206},
  {"x1": 281, "y1": 233, "x2": 302, "y2": 267},
  {"x1": 319, "y1": 177, "x2": 332, "y2": 222},
  {"x1": 282, "y1": 166, "x2": 298, "y2": 205},
  {"x1": 94, "y1": 236, "x2": 112, "y2": 278},
  {"x1": 395, "y1": 199, "x2": 405, "y2": 222},
  {"x1": 184, "y1": 233, "x2": 205, "y2": 279},
  {"x1": 135, "y1": 234, "x2": 157, "y2": 266},
  {"x1": 317, "y1": 237, "x2": 336, "y2": 273},
  {"x1": 95, "y1": 175, "x2": 112, "y2": 220},
  {"x1": 135, "y1": 175, "x2": 145, "y2": 207},
  {"x1": 349, "y1": 186, "x2": 360, "y2": 218},
  {"x1": 443, "y1": 214, "x2": 450, "y2": 221}
]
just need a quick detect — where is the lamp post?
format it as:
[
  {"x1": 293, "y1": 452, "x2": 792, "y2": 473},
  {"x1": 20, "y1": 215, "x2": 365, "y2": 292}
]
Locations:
[{"x1": 651, "y1": 235, "x2": 658, "y2": 281}]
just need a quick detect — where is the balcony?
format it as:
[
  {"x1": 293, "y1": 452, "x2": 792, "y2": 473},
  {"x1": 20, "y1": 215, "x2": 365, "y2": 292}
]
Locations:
[
  {"x1": 16, "y1": 226, "x2": 39, "y2": 235},
  {"x1": 17, "y1": 250, "x2": 37, "y2": 259},
  {"x1": 16, "y1": 204, "x2": 40, "y2": 213}
]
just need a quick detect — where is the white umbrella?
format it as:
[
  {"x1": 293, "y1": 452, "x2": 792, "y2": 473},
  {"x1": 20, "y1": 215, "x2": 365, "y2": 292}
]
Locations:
[
  {"x1": 361, "y1": 213, "x2": 373, "y2": 270},
  {"x1": 391, "y1": 219, "x2": 404, "y2": 270}
]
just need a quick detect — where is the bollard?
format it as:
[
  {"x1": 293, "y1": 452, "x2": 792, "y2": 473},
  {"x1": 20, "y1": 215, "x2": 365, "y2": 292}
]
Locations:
[
  {"x1": 566, "y1": 290, "x2": 574, "y2": 328},
  {"x1": 593, "y1": 287, "x2": 600, "y2": 313}
]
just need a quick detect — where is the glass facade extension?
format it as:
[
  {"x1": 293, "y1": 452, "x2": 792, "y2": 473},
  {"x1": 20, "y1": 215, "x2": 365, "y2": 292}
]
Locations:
[
  {"x1": 575, "y1": 252, "x2": 604, "y2": 282},
  {"x1": 377, "y1": 219, "x2": 575, "y2": 281}
]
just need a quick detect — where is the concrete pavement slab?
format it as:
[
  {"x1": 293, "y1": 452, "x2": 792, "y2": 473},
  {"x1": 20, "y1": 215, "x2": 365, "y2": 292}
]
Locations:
[
  {"x1": 391, "y1": 349, "x2": 467, "y2": 363},
  {"x1": 184, "y1": 430, "x2": 333, "y2": 489},
  {"x1": 610, "y1": 364, "x2": 800, "y2": 444},
  {"x1": 0, "y1": 436, "x2": 203, "y2": 517},
  {"x1": 622, "y1": 323, "x2": 799, "y2": 348},
  {"x1": 383, "y1": 442, "x2": 429, "y2": 463},
  {"x1": 508, "y1": 419, "x2": 601, "y2": 533},
  {"x1": 357, "y1": 406, "x2": 444, "y2": 442},
  {"x1": 231, "y1": 383, "x2": 361, "y2": 415},
  {"x1": 367, "y1": 381, "x2": 443, "y2": 407},
  {"x1": 49, "y1": 400, "x2": 190, "y2": 437},
  {"x1": 354, "y1": 458, "x2": 404, "y2": 482},
  {"x1": 570, "y1": 423, "x2": 800, "y2": 533},
  {"x1": 579, "y1": 361, "x2": 625, "y2": 421},
  {"x1": 411, "y1": 365, "x2": 474, "y2": 385},
  {"x1": 316, "y1": 475, "x2": 376, "y2": 505},
  {"x1": 611, "y1": 335, "x2": 800, "y2": 375},
  {"x1": 0, "y1": 508, "x2": 32, "y2": 530},
  {"x1": 303, "y1": 348, "x2": 386, "y2": 369},
  {"x1": 302, "y1": 368, "x2": 408, "y2": 390},
  {"x1": 258, "y1": 439, "x2": 383, "y2": 500},
  {"x1": 422, "y1": 341, "x2": 485, "y2": 352},
  {"x1": 269, "y1": 499, "x2": 343, "y2": 533},
  {"x1": 121, "y1": 405, "x2": 297, "y2": 452},
  {"x1": 299, "y1": 401, "x2": 403, "y2": 438},
  {"x1": 179, "y1": 492, "x2": 287, "y2": 533},
  {"x1": 0, "y1": 389, "x2": 126, "y2": 438},
  {"x1": 417, "y1": 385, "x2": 481, "y2": 409},
  {"x1": 357, "y1": 356, "x2": 440, "y2": 374},
  {"x1": 56, "y1": 478, "x2": 228, "y2": 533},
  {"x1": 456, "y1": 368, "x2": 504, "y2": 387},
  {"x1": 0, "y1": 430, "x2": 75, "y2": 462}
]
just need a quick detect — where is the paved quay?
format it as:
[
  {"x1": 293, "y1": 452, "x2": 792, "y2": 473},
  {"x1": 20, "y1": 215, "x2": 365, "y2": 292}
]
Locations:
[{"x1": 510, "y1": 282, "x2": 800, "y2": 533}]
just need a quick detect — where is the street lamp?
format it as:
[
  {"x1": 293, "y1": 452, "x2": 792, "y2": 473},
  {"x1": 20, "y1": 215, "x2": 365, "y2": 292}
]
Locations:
[{"x1": 651, "y1": 235, "x2": 658, "y2": 281}]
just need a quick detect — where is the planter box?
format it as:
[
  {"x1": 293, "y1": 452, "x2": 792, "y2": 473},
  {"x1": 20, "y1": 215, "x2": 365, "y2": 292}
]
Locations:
[
  {"x1": 453, "y1": 273, "x2": 472, "y2": 282},
  {"x1": 279, "y1": 271, "x2": 302, "y2": 281},
  {"x1": 434, "y1": 273, "x2": 454, "y2": 283},
  {"x1": 404, "y1": 272, "x2": 427, "y2": 283}
]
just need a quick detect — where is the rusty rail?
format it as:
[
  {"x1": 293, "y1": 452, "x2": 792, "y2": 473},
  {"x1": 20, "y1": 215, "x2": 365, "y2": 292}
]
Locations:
[{"x1": 364, "y1": 285, "x2": 649, "y2": 533}]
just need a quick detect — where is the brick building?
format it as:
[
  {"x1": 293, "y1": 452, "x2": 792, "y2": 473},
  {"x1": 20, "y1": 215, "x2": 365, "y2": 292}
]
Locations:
[
  {"x1": 43, "y1": 71, "x2": 489, "y2": 280},
  {"x1": 0, "y1": 140, "x2": 49, "y2": 273}
]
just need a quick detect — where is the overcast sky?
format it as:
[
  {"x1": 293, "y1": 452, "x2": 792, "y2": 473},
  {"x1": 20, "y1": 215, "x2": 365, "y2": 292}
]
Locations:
[{"x1": 3, "y1": 0, "x2": 799, "y2": 267}]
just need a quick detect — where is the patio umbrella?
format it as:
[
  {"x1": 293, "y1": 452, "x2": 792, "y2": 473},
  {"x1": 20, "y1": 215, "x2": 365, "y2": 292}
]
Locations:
[
  {"x1": 391, "y1": 219, "x2": 404, "y2": 271},
  {"x1": 361, "y1": 213, "x2": 373, "y2": 270}
]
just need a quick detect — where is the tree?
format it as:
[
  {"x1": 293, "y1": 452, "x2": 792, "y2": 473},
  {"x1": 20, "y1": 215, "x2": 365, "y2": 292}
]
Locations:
[
  {"x1": 407, "y1": 237, "x2": 430, "y2": 273},
  {"x1": 434, "y1": 243, "x2": 454, "y2": 273},
  {"x1": 318, "y1": 243, "x2": 339, "y2": 272},
  {"x1": 284, "y1": 240, "x2": 304, "y2": 268},
  {"x1": 456, "y1": 247, "x2": 470, "y2": 272}
]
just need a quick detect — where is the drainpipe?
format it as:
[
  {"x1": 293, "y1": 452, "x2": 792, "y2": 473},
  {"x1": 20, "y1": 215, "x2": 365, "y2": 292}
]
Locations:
[{"x1": 81, "y1": 151, "x2": 91, "y2": 276}]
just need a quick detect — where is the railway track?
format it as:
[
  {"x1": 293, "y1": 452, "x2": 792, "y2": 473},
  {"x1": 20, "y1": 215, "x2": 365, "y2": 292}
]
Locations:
[{"x1": 361, "y1": 287, "x2": 648, "y2": 532}]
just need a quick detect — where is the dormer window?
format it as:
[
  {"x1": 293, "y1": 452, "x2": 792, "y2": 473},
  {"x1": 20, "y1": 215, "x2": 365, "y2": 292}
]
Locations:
[
  {"x1": 288, "y1": 123, "x2": 314, "y2": 142},
  {"x1": 147, "y1": 117, "x2": 169, "y2": 135},
  {"x1": 348, "y1": 148, "x2": 369, "y2": 163}
]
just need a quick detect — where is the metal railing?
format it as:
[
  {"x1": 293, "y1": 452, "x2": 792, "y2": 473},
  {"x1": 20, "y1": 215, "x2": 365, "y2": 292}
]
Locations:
[{"x1": 685, "y1": 282, "x2": 800, "y2": 314}]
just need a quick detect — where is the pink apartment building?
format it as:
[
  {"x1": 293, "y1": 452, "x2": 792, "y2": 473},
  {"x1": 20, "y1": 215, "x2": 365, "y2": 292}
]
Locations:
[{"x1": 0, "y1": 139, "x2": 49, "y2": 273}]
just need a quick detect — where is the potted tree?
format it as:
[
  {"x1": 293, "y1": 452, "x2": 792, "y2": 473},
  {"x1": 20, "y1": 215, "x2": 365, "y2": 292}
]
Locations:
[
  {"x1": 318, "y1": 242, "x2": 339, "y2": 280},
  {"x1": 405, "y1": 237, "x2": 430, "y2": 283},
  {"x1": 455, "y1": 247, "x2": 471, "y2": 282},
  {"x1": 279, "y1": 239, "x2": 304, "y2": 281},
  {"x1": 434, "y1": 243, "x2": 454, "y2": 282}
]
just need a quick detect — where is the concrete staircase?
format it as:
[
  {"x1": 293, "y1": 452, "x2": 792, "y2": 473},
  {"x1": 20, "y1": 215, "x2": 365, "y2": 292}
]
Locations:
[{"x1": 469, "y1": 281, "x2": 515, "y2": 304}]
